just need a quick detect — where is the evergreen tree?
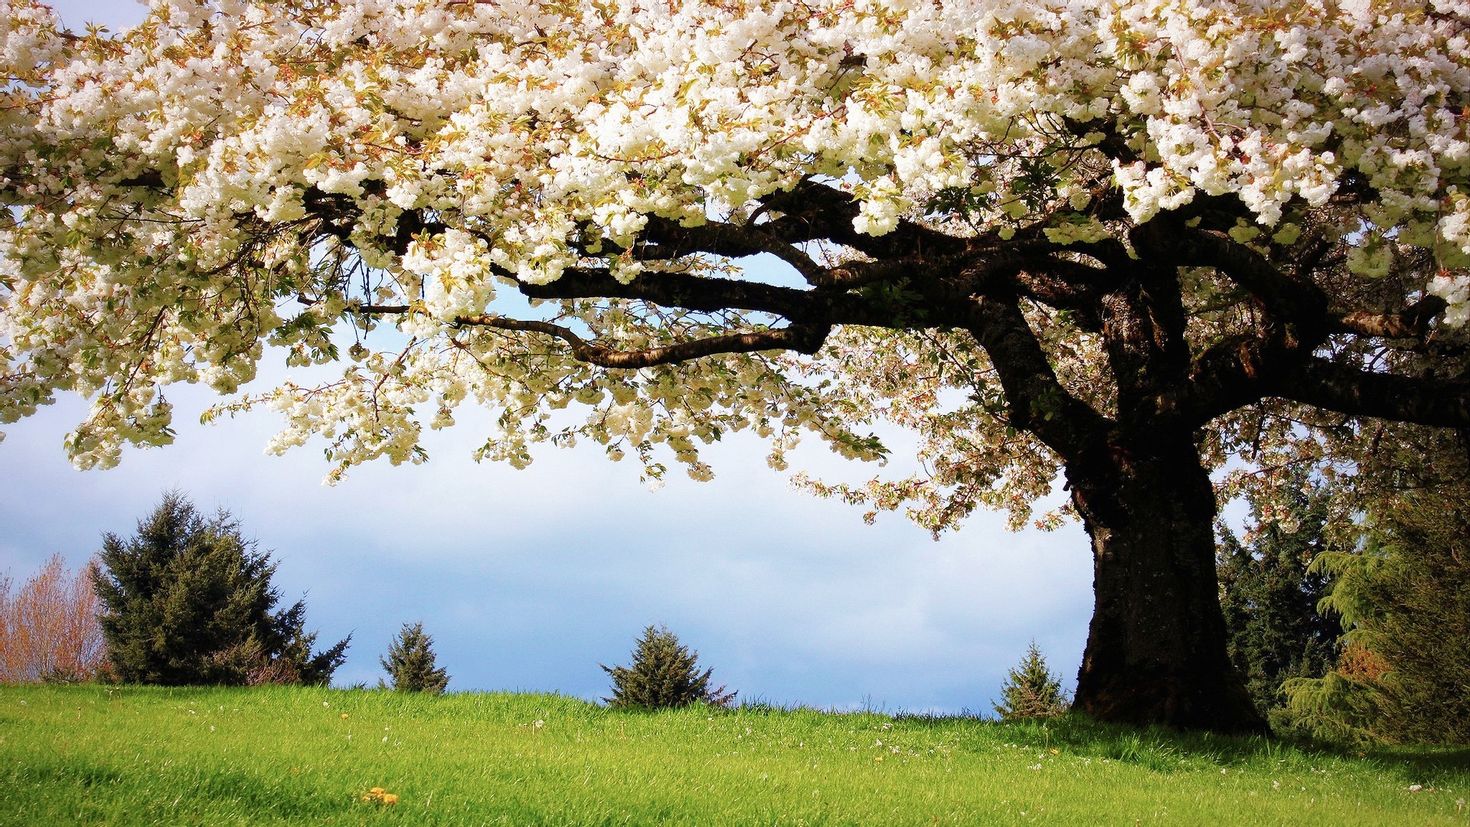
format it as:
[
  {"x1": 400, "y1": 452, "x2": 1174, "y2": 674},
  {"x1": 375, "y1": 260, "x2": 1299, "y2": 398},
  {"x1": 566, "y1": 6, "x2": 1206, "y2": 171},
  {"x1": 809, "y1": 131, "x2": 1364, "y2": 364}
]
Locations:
[
  {"x1": 993, "y1": 642, "x2": 1069, "y2": 720},
  {"x1": 1361, "y1": 502, "x2": 1470, "y2": 744},
  {"x1": 1216, "y1": 473, "x2": 1342, "y2": 723},
  {"x1": 602, "y1": 624, "x2": 735, "y2": 710},
  {"x1": 1285, "y1": 444, "x2": 1470, "y2": 745},
  {"x1": 92, "y1": 492, "x2": 349, "y2": 686},
  {"x1": 379, "y1": 622, "x2": 449, "y2": 694}
]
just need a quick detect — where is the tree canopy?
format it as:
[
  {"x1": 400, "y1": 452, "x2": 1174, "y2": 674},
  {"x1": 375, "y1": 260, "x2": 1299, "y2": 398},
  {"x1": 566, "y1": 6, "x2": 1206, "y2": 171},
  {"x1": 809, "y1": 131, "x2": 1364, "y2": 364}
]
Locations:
[{"x1": 3, "y1": 0, "x2": 1468, "y2": 730}]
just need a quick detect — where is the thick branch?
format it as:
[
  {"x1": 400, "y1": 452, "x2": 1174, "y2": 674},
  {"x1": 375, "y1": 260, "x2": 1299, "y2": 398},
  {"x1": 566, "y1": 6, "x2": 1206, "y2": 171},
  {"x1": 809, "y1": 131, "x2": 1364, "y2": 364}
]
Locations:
[
  {"x1": 1163, "y1": 226, "x2": 1329, "y2": 330},
  {"x1": 812, "y1": 254, "x2": 950, "y2": 289},
  {"x1": 1181, "y1": 346, "x2": 1470, "y2": 429},
  {"x1": 1146, "y1": 223, "x2": 1334, "y2": 425},
  {"x1": 1000, "y1": 255, "x2": 1117, "y2": 314},
  {"x1": 1273, "y1": 358, "x2": 1470, "y2": 428},
  {"x1": 457, "y1": 316, "x2": 831, "y2": 368},
  {"x1": 758, "y1": 178, "x2": 968, "y2": 259},
  {"x1": 635, "y1": 216, "x2": 828, "y2": 284},
  {"x1": 513, "y1": 267, "x2": 900, "y2": 328},
  {"x1": 1176, "y1": 335, "x2": 1288, "y2": 424},
  {"x1": 962, "y1": 296, "x2": 1111, "y2": 461},
  {"x1": 1168, "y1": 227, "x2": 1453, "y2": 423}
]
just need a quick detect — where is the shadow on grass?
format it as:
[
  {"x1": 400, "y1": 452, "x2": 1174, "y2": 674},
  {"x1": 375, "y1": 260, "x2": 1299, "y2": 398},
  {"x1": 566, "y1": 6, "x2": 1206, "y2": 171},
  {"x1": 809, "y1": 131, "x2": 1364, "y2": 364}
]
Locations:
[
  {"x1": 8, "y1": 758, "x2": 127, "y2": 788},
  {"x1": 887, "y1": 712, "x2": 1470, "y2": 780},
  {"x1": 1359, "y1": 746, "x2": 1470, "y2": 787},
  {"x1": 7, "y1": 758, "x2": 337, "y2": 823}
]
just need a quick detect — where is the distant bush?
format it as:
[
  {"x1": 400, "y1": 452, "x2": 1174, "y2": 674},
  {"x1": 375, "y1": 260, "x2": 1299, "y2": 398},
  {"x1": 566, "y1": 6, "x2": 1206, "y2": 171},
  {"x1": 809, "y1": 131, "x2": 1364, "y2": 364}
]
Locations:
[
  {"x1": 380, "y1": 622, "x2": 449, "y2": 694},
  {"x1": 93, "y1": 492, "x2": 349, "y2": 686},
  {"x1": 602, "y1": 624, "x2": 735, "y2": 710},
  {"x1": 994, "y1": 642, "x2": 1069, "y2": 720},
  {"x1": 0, "y1": 554, "x2": 107, "y2": 683}
]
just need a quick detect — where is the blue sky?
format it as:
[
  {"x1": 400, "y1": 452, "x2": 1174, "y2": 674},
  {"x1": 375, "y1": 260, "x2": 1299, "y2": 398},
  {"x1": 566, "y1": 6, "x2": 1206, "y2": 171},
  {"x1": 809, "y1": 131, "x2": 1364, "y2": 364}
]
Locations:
[{"x1": 0, "y1": 0, "x2": 1094, "y2": 712}]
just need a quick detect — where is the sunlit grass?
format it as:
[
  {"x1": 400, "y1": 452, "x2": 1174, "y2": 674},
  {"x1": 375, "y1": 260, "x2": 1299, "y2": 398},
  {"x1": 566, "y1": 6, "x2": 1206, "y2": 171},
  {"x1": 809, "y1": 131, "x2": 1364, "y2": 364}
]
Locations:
[{"x1": 1, "y1": 685, "x2": 1467, "y2": 824}]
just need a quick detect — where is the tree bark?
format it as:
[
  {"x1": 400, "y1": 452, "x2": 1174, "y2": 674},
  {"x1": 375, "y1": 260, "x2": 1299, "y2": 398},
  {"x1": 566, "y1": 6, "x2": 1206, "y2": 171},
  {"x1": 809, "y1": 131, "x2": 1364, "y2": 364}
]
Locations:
[{"x1": 1066, "y1": 430, "x2": 1267, "y2": 733}]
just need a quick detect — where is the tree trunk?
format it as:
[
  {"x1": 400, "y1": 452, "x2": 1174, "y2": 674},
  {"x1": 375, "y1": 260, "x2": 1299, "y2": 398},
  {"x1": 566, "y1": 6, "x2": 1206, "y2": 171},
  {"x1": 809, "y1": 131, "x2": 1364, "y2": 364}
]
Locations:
[{"x1": 1067, "y1": 431, "x2": 1266, "y2": 733}]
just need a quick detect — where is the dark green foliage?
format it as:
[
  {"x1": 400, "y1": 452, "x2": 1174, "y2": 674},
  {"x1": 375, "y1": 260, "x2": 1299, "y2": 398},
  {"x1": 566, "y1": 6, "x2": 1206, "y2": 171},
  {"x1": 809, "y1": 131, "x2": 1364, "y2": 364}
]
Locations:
[
  {"x1": 1279, "y1": 644, "x2": 1389, "y2": 745},
  {"x1": 1360, "y1": 504, "x2": 1470, "y2": 744},
  {"x1": 380, "y1": 622, "x2": 449, "y2": 694},
  {"x1": 1216, "y1": 474, "x2": 1342, "y2": 725},
  {"x1": 1277, "y1": 424, "x2": 1470, "y2": 745},
  {"x1": 92, "y1": 492, "x2": 349, "y2": 686},
  {"x1": 993, "y1": 642, "x2": 1068, "y2": 720},
  {"x1": 602, "y1": 624, "x2": 735, "y2": 710},
  {"x1": 1286, "y1": 469, "x2": 1470, "y2": 744}
]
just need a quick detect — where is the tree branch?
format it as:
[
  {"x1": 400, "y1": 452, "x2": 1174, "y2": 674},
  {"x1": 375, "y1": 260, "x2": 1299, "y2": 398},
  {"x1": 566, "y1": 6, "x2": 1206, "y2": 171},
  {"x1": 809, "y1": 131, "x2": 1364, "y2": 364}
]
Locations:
[
  {"x1": 355, "y1": 305, "x2": 830, "y2": 368},
  {"x1": 636, "y1": 216, "x2": 829, "y2": 284},
  {"x1": 1176, "y1": 334, "x2": 1290, "y2": 425},
  {"x1": 961, "y1": 296, "x2": 1111, "y2": 460},
  {"x1": 511, "y1": 267, "x2": 902, "y2": 328},
  {"x1": 1273, "y1": 357, "x2": 1470, "y2": 428},
  {"x1": 1160, "y1": 226, "x2": 1329, "y2": 330},
  {"x1": 1328, "y1": 295, "x2": 1449, "y2": 340},
  {"x1": 758, "y1": 178, "x2": 968, "y2": 259}
]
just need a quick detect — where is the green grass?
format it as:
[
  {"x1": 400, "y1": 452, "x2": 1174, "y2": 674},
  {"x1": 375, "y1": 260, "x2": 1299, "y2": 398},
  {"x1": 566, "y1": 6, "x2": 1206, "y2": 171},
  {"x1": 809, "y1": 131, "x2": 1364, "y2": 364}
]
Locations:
[{"x1": 1, "y1": 685, "x2": 1468, "y2": 825}]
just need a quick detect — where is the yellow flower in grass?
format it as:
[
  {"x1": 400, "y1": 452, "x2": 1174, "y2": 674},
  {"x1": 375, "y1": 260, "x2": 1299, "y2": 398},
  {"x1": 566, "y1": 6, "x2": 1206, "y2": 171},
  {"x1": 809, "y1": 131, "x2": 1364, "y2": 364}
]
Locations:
[{"x1": 362, "y1": 787, "x2": 399, "y2": 805}]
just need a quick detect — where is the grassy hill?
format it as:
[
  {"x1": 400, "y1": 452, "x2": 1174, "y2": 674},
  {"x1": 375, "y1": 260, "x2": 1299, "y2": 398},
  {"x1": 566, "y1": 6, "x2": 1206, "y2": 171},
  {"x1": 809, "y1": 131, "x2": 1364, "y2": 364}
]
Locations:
[{"x1": 2, "y1": 685, "x2": 1467, "y2": 825}]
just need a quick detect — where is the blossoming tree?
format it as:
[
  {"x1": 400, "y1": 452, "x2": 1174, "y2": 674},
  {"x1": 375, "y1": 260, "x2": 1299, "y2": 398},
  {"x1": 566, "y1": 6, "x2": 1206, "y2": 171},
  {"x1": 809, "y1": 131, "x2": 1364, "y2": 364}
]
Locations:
[{"x1": 3, "y1": 0, "x2": 1468, "y2": 731}]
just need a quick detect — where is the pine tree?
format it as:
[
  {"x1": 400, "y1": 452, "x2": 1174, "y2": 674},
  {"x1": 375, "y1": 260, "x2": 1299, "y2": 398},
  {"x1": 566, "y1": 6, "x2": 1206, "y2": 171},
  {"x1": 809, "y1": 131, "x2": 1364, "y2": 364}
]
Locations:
[
  {"x1": 993, "y1": 642, "x2": 1069, "y2": 720},
  {"x1": 92, "y1": 492, "x2": 349, "y2": 686},
  {"x1": 602, "y1": 624, "x2": 735, "y2": 710},
  {"x1": 1216, "y1": 473, "x2": 1342, "y2": 722},
  {"x1": 1286, "y1": 466, "x2": 1470, "y2": 744},
  {"x1": 1361, "y1": 502, "x2": 1470, "y2": 744},
  {"x1": 379, "y1": 622, "x2": 449, "y2": 694}
]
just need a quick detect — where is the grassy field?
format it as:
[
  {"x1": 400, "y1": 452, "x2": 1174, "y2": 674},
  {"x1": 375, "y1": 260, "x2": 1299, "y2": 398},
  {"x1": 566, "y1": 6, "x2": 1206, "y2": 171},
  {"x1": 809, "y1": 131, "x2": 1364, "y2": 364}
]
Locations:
[{"x1": 1, "y1": 685, "x2": 1467, "y2": 825}]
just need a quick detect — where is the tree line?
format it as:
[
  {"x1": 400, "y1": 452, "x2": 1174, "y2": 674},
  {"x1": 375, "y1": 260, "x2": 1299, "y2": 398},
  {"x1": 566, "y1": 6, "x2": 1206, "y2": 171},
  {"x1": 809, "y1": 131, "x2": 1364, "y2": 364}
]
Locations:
[
  {"x1": 2, "y1": 483, "x2": 1467, "y2": 742},
  {"x1": 0, "y1": 491, "x2": 732, "y2": 702},
  {"x1": 0, "y1": 489, "x2": 1058, "y2": 713}
]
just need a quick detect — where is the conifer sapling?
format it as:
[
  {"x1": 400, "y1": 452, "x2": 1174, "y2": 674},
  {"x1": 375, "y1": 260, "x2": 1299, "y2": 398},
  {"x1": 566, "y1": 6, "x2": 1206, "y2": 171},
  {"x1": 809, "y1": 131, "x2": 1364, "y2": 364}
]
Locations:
[
  {"x1": 602, "y1": 624, "x2": 735, "y2": 710},
  {"x1": 994, "y1": 642, "x2": 1069, "y2": 720},
  {"x1": 380, "y1": 622, "x2": 449, "y2": 694}
]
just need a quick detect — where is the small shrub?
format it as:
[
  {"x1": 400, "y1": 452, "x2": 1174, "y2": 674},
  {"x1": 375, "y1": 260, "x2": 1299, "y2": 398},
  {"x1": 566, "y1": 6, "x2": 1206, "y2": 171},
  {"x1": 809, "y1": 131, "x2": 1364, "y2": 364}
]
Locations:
[
  {"x1": 380, "y1": 622, "x2": 449, "y2": 694},
  {"x1": 602, "y1": 624, "x2": 735, "y2": 710},
  {"x1": 994, "y1": 641, "x2": 1069, "y2": 720}
]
